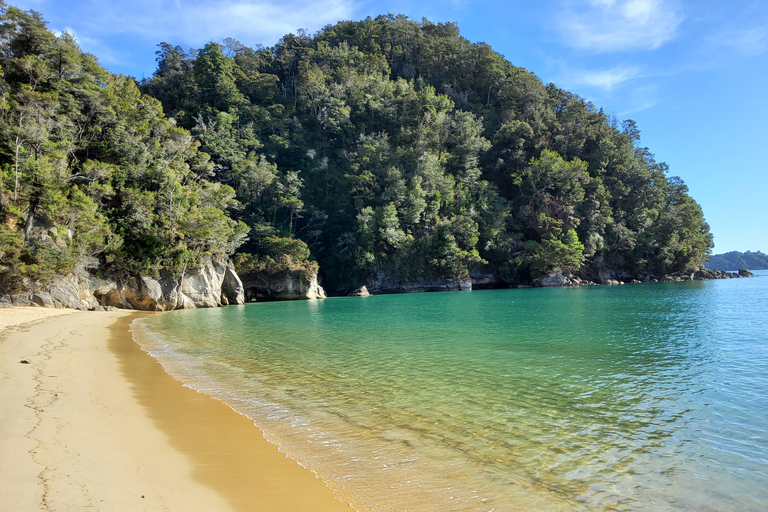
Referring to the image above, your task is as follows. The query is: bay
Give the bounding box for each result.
[132,271,768,511]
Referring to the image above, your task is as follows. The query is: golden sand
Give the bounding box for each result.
[0,307,357,511]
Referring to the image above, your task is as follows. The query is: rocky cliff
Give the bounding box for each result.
[0,257,245,311]
[240,270,327,301]
[364,272,472,294]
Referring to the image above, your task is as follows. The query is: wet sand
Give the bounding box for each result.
[0,308,357,511]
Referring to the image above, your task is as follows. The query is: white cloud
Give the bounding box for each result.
[575,66,640,90]
[558,0,683,52]
[550,62,640,92]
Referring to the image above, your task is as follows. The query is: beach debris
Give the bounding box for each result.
[20,359,30,364]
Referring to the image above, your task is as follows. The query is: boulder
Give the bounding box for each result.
[536,274,567,287]
[349,286,371,297]
[32,292,54,308]
[11,294,32,307]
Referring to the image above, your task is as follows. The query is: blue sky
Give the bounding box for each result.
[11,0,768,254]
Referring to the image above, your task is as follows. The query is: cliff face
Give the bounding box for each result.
[240,270,327,301]
[365,272,472,294]
[0,257,245,311]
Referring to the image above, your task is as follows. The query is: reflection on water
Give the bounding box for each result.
[133,272,768,511]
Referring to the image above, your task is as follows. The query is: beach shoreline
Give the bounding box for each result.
[0,307,356,512]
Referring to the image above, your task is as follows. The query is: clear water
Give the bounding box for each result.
[132,271,768,511]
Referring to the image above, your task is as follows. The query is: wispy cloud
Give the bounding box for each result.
[549,61,640,92]
[617,85,659,115]
[544,59,659,116]
[557,0,683,52]
[64,0,357,47]
[58,27,122,65]
[718,25,768,57]
[573,66,640,90]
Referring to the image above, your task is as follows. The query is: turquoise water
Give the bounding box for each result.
[133,271,768,511]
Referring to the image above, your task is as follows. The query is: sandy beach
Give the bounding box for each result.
[0,307,357,512]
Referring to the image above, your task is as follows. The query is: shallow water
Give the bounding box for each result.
[133,271,768,511]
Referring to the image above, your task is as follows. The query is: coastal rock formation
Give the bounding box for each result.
[348,286,371,297]
[535,274,567,287]
[240,270,327,301]
[1,257,244,311]
[528,268,754,288]
[367,273,472,293]
[470,272,504,289]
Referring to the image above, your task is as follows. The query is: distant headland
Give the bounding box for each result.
[706,251,768,271]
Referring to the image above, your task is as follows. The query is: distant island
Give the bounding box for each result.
[706,251,768,271]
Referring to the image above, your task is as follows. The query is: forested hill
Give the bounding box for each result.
[0,6,713,294]
[705,251,768,271]
[0,5,248,293]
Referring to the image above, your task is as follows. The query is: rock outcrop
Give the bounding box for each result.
[2,256,244,311]
[348,286,371,297]
[240,270,326,301]
[469,271,504,289]
[367,272,472,294]
[528,267,754,288]
[535,274,568,287]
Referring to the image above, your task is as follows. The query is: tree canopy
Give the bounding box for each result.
[0,3,247,289]
[0,7,713,292]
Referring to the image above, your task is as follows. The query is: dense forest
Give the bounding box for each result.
[0,4,713,294]
[706,251,768,271]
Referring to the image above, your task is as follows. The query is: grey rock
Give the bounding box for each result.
[241,270,327,301]
[32,292,54,308]
[470,272,501,289]
[349,286,371,297]
[2,255,250,312]
[367,272,472,294]
[536,274,567,287]
[11,294,32,307]
[222,265,245,304]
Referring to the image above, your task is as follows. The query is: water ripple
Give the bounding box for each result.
[133,272,768,511]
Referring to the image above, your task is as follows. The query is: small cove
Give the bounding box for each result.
[132,271,768,511]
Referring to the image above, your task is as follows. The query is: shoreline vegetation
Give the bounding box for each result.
[0,308,359,511]
[1,5,720,306]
